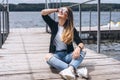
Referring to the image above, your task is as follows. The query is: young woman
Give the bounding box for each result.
[41,7,88,80]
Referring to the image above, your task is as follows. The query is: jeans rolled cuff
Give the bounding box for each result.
[46,56,54,64]
[80,51,86,58]
[68,64,77,71]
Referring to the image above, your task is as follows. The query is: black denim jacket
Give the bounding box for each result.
[42,15,83,53]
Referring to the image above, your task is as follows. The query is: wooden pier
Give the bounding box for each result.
[0,28,120,80]
[76,25,120,41]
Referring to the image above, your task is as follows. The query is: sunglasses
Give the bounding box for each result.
[58,8,68,15]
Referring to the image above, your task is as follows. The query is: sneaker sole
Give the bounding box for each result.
[65,75,75,80]
[60,74,75,80]
[77,73,88,79]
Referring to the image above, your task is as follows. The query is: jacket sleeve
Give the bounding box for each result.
[42,15,57,31]
[73,28,83,45]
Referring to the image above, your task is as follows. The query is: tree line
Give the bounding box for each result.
[0,2,120,11]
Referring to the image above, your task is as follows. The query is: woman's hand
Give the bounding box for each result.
[72,47,81,59]
[72,43,84,59]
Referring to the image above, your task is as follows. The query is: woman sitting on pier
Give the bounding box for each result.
[41,7,88,80]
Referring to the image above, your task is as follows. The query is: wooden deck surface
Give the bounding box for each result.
[0,28,120,80]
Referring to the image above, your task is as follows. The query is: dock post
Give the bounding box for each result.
[45,0,49,33]
[52,0,55,20]
[109,10,111,31]
[5,6,7,38]
[2,5,5,43]
[97,0,101,53]
[89,11,91,31]
[0,12,2,48]
[7,8,9,34]
[7,0,10,34]
[79,4,82,37]
[89,11,92,36]
[60,0,62,7]
[0,0,9,48]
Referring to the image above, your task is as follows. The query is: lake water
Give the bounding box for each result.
[9,11,120,28]
[9,11,120,61]
[85,42,120,61]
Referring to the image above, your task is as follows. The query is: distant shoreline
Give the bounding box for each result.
[0,3,120,11]
[8,11,120,12]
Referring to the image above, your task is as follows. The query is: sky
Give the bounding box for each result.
[0,0,120,4]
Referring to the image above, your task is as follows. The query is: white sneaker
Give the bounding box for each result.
[59,68,75,80]
[76,67,88,78]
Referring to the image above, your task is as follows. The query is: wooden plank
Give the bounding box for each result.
[90,74,120,80]
[0,74,32,80]
[33,72,86,80]
[0,28,120,80]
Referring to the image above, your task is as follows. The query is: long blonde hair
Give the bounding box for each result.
[61,7,74,44]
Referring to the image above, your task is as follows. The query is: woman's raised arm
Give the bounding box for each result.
[41,9,58,15]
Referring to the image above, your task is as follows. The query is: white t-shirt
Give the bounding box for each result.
[53,26,67,51]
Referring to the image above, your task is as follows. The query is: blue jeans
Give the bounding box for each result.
[47,51,86,71]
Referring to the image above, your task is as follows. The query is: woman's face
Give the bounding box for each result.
[58,7,68,20]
